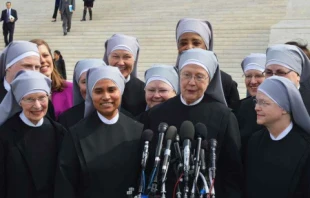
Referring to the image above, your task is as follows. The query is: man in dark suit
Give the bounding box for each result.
[59,0,75,36]
[0,2,17,46]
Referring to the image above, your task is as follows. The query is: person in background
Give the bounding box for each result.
[236,53,266,162]
[51,0,60,22]
[245,76,310,198]
[30,39,73,119]
[53,50,67,79]
[0,1,18,46]
[0,70,65,198]
[104,33,146,116]
[59,0,75,36]
[55,66,143,198]
[175,18,240,110]
[80,0,94,21]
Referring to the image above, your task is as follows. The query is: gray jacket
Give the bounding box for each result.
[59,0,75,13]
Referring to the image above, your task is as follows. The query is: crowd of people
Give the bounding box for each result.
[0,13,310,198]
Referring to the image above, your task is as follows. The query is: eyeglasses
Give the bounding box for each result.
[263,69,295,77]
[243,74,265,80]
[22,95,48,104]
[253,98,274,107]
[180,73,208,82]
[145,88,173,96]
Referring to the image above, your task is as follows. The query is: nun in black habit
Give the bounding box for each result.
[175,18,240,110]
[104,33,146,116]
[0,70,65,198]
[144,48,242,198]
[265,44,310,115]
[245,76,310,198]
[58,59,105,129]
[0,41,56,120]
[54,66,143,198]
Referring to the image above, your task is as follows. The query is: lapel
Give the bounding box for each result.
[12,116,63,191]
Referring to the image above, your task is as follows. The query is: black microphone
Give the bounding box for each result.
[194,123,208,172]
[209,139,217,179]
[141,129,154,169]
[161,126,177,175]
[174,134,182,162]
[180,120,195,197]
[200,140,208,173]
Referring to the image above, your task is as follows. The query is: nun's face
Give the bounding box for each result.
[108,50,134,79]
[255,91,288,127]
[20,92,48,125]
[244,70,265,96]
[92,79,121,120]
[145,80,176,108]
[265,64,300,87]
[180,64,209,104]
[38,44,54,78]
[78,72,87,100]
[178,33,207,54]
[6,56,41,83]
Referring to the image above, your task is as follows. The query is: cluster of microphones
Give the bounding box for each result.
[127,120,218,198]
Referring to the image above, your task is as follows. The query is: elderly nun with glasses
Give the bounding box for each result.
[236,53,266,161]
[245,76,310,198]
[55,66,143,198]
[175,18,240,110]
[265,44,310,114]
[104,33,146,116]
[144,48,242,198]
[0,70,65,198]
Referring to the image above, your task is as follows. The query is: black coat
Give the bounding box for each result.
[0,9,18,26]
[54,58,67,80]
[0,114,65,198]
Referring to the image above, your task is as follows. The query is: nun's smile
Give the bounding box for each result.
[108,49,134,79]
[92,79,121,120]
[145,80,176,108]
[244,70,265,96]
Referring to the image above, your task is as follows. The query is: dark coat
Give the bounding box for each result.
[220,70,240,110]
[54,58,66,80]
[0,114,65,198]
[0,9,18,26]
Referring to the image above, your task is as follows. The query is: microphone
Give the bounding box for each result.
[200,140,208,173]
[138,129,153,196]
[180,120,195,197]
[148,122,168,194]
[209,139,217,179]
[161,126,177,175]
[141,129,154,169]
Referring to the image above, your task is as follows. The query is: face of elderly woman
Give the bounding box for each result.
[92,79,121,119]
[244,70,265,96]
[265,64,300,87]
[38,44,54,79]
[145,80,176,108]
[180,64,209,104]
[20,92,48,124]
[178,32,207,54]
[78,72,87,100]
[108,49,134,79]
[255,91,288,127]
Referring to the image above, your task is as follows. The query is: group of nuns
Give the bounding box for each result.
[0,17,309,198]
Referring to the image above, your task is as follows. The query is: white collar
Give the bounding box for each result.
[180,94,204,106]
[3,78,10,91]
[269,122,293,141]
[19,111,44,127]
[125,75,131,83]
[97,111,119,125]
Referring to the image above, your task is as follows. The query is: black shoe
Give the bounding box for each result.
[64,32,67,36]
[51,19,56,22]
[67,29,70,32]
[81,19,86,21]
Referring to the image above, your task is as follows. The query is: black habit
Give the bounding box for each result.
[0,113,65,198]
[300,81,310,115]
[245,126,310,198]
[58,102,134,130]
[220,70,240,110]
[143,94,243,198]
[122,75,146,116]
[55,111,144,198]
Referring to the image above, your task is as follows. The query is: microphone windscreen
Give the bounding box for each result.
[158,122,169,133]
[142,129,154,142]
[201,140,208,150]
[165,126,177,141]
[180,120,195,141]
[195,122,208,139]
